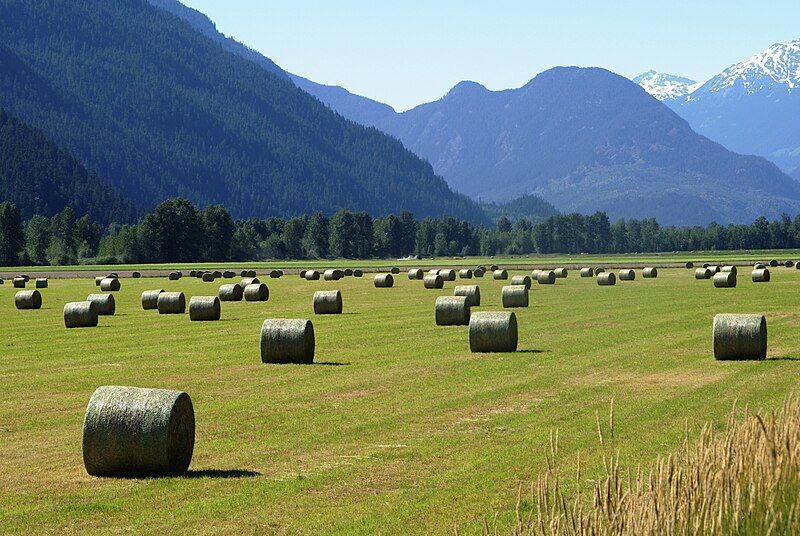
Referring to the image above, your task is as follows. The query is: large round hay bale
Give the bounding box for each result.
[168,272,181,281]
[313,290,343,315]
[785,260,795,268]
[100,278,121,292]
[223,271,235,279]
[353,269,363,277]
[269,270,282,279]
[246,270,258,278]
[510,275,532,289]
[82,386,195,477]
[580,267,594,278]
[493,269,508,280]
[695,268,712,279]
[502,285,529,308]
[408,268,424,280]
[305,270,320,281]
[200,272,212,281]
[344,268,353,277]
[713,314,767,360]
[459,269,473,279]
[132,271,141,279]
[537,271,556,285]
[141,289,165,310]
[260,319,315,364]
[13,277,26,288]
[244,283,269,301]
[531,269,541,278]
[618,269,635,281]
[752,268,770,282]
[374,274,394,288]
[94,276,104,286]
[474,268,485,278]
[475,265,486,272]
[597,272,616,286]
[86,294,115,316]
[218,283,243,302]
[15,290,42,309]
[685,262,694,269]
[323,269,341,281]
[189,296,221,321]
[553,268,568,279]
[428,269,440,275]
[435,296,470,326]
[721,266,737,275]
[469,312,517,353]
[769,260,779,267]
[240,277,260,287]
[390,267,400,274]
[423,274,444,289]
[713,271,736,288]
[35,278,48,288]
[440,269,456,281]
[454,285,480,307]
[642,267,658,278]
[64,301,99,328]
[212,270,222,278]
[157,292,186,314]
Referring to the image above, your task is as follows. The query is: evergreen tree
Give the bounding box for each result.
[0,202,24,265]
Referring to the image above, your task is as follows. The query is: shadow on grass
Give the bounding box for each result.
[184,469,260,479]
[314,361,351,366]
[766,356,800,361]
[517,349,547,354]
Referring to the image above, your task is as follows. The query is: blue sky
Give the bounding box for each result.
[181,0,800,111]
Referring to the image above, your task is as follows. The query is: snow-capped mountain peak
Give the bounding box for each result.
[701,38,800,95]
[632,70,699,101]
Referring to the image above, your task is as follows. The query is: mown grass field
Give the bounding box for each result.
[1,259,799,534]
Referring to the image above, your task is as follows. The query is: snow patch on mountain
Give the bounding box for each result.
[700,39,800,95]
[632,70,699,101]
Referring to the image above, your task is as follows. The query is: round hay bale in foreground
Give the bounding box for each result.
[189,296,221,321]
[218,283,243,302]
[408,268,424,280]
[580,267,594,278]
[374,274,394,288]
[260,319,315,364]
[168,272,181,281]
[86,294,115,316]
[537,271,556,285]
[323,269,341,281]
[713,314,766,361]
[94,276,104,286]
[35,278,48,288]
[618,269,636,281]
[597,272,616,286]
[305,270,320,281]
[141,289,165,310]
[240,277,260,287]
[752,268,770,282]
[82,386,195,477]
[474,268,485,278]
[13,277,26,288]
[313,290,343,315]
[769,260,778,267]
[353,269,363,277]
[454,285,480,307]
[157,292,186,314]
[439,269,456,281]
[642,267,658,278]
[685,262,694,269]
[502,285,529,308]
[721,266,737,275]
[510,275,532,289]
[423,274,444,289]
[695,268,712,279]
[553,268,568,279]
[435,296,470,326]
[390,267,400,274]
[64,301,99,328]
[100,278,121,292]
[492,269,508,280]
[132,271,141,279]
[244,283,269,301]
[15,290,42,309]
[459,269,473,279]
[469,312,518,353]
[713,271,736,288]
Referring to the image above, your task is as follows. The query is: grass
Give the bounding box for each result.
[0,261,799,534]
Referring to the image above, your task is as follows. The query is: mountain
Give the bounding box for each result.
[793,167,800,181]
[676,39,800,173]
[633,71,699,103]
[0,0,483,222]
[481,195,558,225]
[0,108,135,223]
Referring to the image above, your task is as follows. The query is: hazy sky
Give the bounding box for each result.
[180,0,800,111]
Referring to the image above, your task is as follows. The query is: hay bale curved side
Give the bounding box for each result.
[537,271,556,285]
[580,267,594,278]
[454,285,480,306]
[695,268,712,280]
[305,270,320,281]
[721,266,737,275]
[240,277,260,287]
[244,283,269,301]
[15,290,42,309]
[100,278,121,292]
[260,319,315,364]
[408,268,423,280]
[502,285,529,308]
[13,277,26,288]
[752,268,771,282]
[492,269,508,280]
[374,274,394,288]
[313,290,343,314]
[64,301,99,328]
[86,294,115,316]
[713,314,767,360]
[642,267,658,278]
[469,312,518,352]
[618,269,636,281]
[157,292,186,314]
[35,278,48,288]
[423,274,444,289]
[218,284,243,302]
[553,268,568,279]
[440,269,456,281]
[597,273,616,286]
[435,296,470,326]
[141,289,165,310]
[189,296,221,321]
[713,272,737,288]
[459,269,473,279]
[510,275,531,289]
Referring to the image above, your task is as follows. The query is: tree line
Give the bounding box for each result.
[2,198,800,266]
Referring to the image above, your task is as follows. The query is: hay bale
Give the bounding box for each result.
[168,272,181,281]
[353,269,363,277]
[459,269,473,279]
[141,289,165,310]
[64,301,99,328]
[107,273,119,278]
[531,269,541,278]
[474,268,485,278]
[642,267,658,278]
[94,276,104,286]
[218,283,243,302]
[440,269,456,281]
[270,270,283,279]
[344,268,353,277]
[387,267,398,274]
[244,283,269,301]
[713,314,767,360]
[223,271,235,279]
[713,271,736,288]
[490,264,499,271]
[82,386,195,477]
[510,275,532,289]
[702,263,710,268]
[15,290,42,309]
[212,270,222,278]
[19,274,30,282]
[35,278,48,288]
[323,269,341,281]
[769,260,778,267]
[435,296,471,326]
[157,292,186,314]
[553,268,568,279]
[86,294,115,316]
[754,263,766,270]
[492,269,508,280]
[408,268,424,280]
[260,319,315,364]
[685,262,694,269]
[721,266,737,275]
[374,274,394,288]
[502,285,529,308]
[580,267,594,278]
[428,269,440,275]
[537,271,556,285]
[597,272,616,286]
[469,312,517,353]
[454,285,480,307]
[752,268,770,282]
[695,268,712,279]
[132,271,141,279]
[100,278,121,292]
[240,277,260,286]
[13,277,25,288]
[595,267,605,274]
[313,290,343,314]
[305,270,320,281]
[299,270,307,279]
[785,260,795,268]
[189,296,221,321]
[0,278,3,284]
[618,269,636,281]
[423,274,444,289]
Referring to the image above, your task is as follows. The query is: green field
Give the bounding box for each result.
[1,261,798,534]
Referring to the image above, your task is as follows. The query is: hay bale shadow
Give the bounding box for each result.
[183,469,260,479]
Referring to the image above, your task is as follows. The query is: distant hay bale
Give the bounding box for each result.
[239,270,247,277]
[785,260,794,268]
[201,272,214,282]
[157,292,186,314]
[86,294,115,316]
[493,269,508,280]
[454,285,480,307]
[580,267,594,277]
[618,269,636,281]
[595,267,605,274]
[305,270,320,281]
[713,271,737,288]
[752,268,770,282]
[390,267,400,274]
[244,283,269,301]
[769,260,779,267]
[82,386,195,477]
[323,269,341,281]
[240,277,260,286]
[15,290,42,309]
[94,276,104,286]
[510,275,532,289]
[642,267,658,278]
[141,289,165,310]
[269,270,282,278]
[212,271,222,278]
[260,319,315,364]
[695,268,712,279]
[408,268,424,280]
[597,272,616,286]
[474,268,485,278]
[435,296,471,326]
[721,266,737,275]
[754,263,766,270]
[702,263,710,268]
[168,272,181,281]
[475,265,486,272]
[502,285,529,308]
[218,283,243,302]
[189,296,221,321]
[19,274,30,282]
[313,290,343,314]
[299,270,307,279]
[537,271,556,285]
[459,269,473,279]
[423,274,444,289]
[374,274,394,288]
[428,269,440,275]
[100,278,121,292]
[685,262,694,269]
[35,278,48,288]
[440,269,456,281]
[531,269,541,279]
[13,277,25,288]
[132,271,141,278]
[353,269,363,277]
[223,271,235,279]
[553,268,568,279]
[344,268,354,277]
[713,314,767,360]
[246,270,258,278]
[64,301,99,328]
[107,273,119,279]
[469,311,518,353]
[490,264,499,271]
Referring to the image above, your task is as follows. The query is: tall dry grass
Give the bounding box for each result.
[495,396,800,536]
